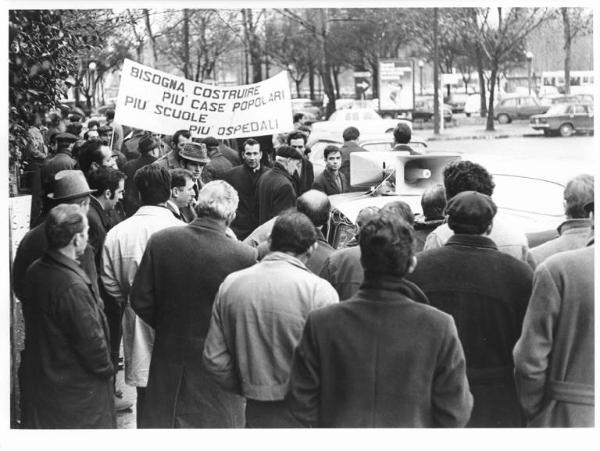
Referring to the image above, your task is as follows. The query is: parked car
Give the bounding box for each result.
[444,93,469,113]
[463,93,488,117]
[309,108,411,144]
[291,98,322,122]
[413,98,453,122]
[325,170,565,249]
[530,102,594,137]
[540,94,594,107]
[494,95,549,123]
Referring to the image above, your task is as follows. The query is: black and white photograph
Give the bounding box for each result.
[4,2,597,450]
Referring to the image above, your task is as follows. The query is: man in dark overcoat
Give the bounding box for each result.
[21,204,115,428]
[222,138,268,240]
[286,211,473,427]
[130,180,256,428]
[312,145,347,196]
[201,136,234,183]
[256,145,301,225]
[407,191,533,427]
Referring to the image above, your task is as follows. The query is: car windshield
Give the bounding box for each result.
[546,104,570,115]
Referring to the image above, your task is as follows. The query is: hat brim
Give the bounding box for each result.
[180,156,210,164]
[47,189,96,201]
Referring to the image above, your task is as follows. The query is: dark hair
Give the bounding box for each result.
[105,109,115,120]
[293,112,305,123]
[172,129,191,148]
[270,211,317,255]
[66,122,82,137]
[287,131,307,145]
[134,165,171,206]
[360,212,414,277]
[564,174,594,219]
[87,120,100,130]
[170,168,194,189]
[45,204,87,249]
[342,126,360,142]
[88,167,126,199]
[296,190,331,228]
[243,138,260,149]
[83,130,99,141]
[98,125,112,136]
[421,184,447,220]
[393,122,412,144]
[323,145,341,160]
[381,200,415,225]
[138,134,160,154]
[78,140,108,173]
[71,140,86,162]
[443,160,495,200]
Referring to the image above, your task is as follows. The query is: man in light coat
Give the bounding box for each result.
[203,211,339,427]
[527,173,593,268]
[101,165,183,427]
[513,201,594,427]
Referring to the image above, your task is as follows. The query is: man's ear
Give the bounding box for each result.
[103,189,112,201]
[304,242,318,259]
[90,161,100,171]
[406,255,417,274]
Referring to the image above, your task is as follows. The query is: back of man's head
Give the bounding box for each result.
[356,206,380,231]
[393,123,412,144]
[293,113,305,124]
[270,211,317,255]
[134,165,171,206]
[195,180,238,222]
[446,191,497,235]
[45,204,87,250]
[105,109,116,121]
[564,174,594,219]
[381,200,415,225]
[360,212,414,277]
[138,134,159,155]
[170,168,193,189]
[87,167,125,199]
[342,126,360,142]
[421,184,447,221]
[78,140,106,174]
[296,189,331,228]
[443,160,495,200]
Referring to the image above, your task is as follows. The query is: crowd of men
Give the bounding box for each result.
[12,107,594,429]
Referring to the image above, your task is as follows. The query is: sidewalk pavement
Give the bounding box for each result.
[413,116,540,141]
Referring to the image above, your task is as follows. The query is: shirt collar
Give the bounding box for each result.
[446,234,498,250]
[134,205,176,217]
[166,199,181,216]
[262,251,309,271]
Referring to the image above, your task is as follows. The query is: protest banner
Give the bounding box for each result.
[114,59,294,139]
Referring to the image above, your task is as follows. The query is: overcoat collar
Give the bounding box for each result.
[262,251,310,272]
[44,249,93,286]
[89,195,111,229]
[557,218,591,235]
[446,234,498,250]
[189,216,228,234]
[360,272,429,305]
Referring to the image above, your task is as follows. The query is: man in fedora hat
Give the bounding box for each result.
[178,141,210,201]
[256,144,302,225]
[12,169,103,425]
[407,191,533,427]
[19,204,116,429]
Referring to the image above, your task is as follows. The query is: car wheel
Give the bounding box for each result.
[559,123,574,137]
[497,114,510,124]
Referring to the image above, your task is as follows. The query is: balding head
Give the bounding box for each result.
[296,189,331,228]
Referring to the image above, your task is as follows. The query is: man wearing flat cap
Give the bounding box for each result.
[256,144,302,225]
[200,136,233,184]
[407,191,533,427]
[12,170,102,426]
[122,134,161,216]
[514,200,594,427]
[177,141,210,202]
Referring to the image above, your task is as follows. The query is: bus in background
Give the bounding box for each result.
[540,70,594,96]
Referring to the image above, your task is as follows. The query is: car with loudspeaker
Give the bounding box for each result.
[324,152,565,250]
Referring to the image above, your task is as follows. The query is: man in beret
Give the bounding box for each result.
[407,191,533,427]
[200,136,233,184]
[514,200,594,427]
[256,144,302,225]
[122,134,161,216]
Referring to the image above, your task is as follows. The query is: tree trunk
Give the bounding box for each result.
[308,62,315,100]
[333,68,340,99]
[562,8,571,95]
[295,80,302,97]
[486,65,498,131]
[143,9,158,66]
[370,60,379,100]
[319,10,336,119]
[183,9,190,78]
[242,9,262,83]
